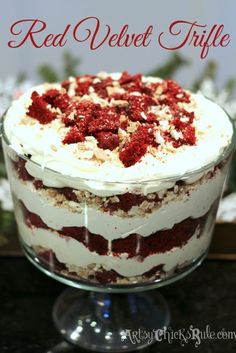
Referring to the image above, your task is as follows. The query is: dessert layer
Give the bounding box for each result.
[36,247,166,284]
[20,200,208,258]
[10,166,224,239]
[4,73,233,196]
[16,206,214,277]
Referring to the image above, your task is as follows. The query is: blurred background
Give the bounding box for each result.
[0,0,235,87]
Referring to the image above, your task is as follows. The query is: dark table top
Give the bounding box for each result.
[1,258,236,353]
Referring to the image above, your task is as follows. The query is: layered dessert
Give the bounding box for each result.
[2,72,234,285]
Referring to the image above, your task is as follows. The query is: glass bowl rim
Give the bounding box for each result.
[1,99,236,186]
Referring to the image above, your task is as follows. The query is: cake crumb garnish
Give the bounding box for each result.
[25,72,197,167]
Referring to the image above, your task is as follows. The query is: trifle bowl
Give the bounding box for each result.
[1,72,235,351]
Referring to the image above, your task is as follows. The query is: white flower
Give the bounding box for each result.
[0,77,33,116]
[0,178,13,211]
[217,193,236,223]
[199,79,236,120]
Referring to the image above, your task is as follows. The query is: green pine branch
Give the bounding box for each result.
[37,65,59,83]
[63,51,81,78]
[147,53,190,79]
[224,78,236,99]
[37,51,81,82]
[192,61,217,92]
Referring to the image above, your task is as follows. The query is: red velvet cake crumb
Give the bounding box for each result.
[112,234,138,258]
[119,141,147,167]
[162,80,190,104]
[119,125,154,167]
[14,158,33,181]
[95,269,120,284]
[96,132,119,150]
[59,226,86,246]
[62,126,85,144]
[75,79,91,96]
[88,234,108,255]
[128,95,156,122]
[139,218,199,258]
[27,91,57,124]
[105,192,146,213]
[91,76,113,98]
[22,204,48,229]
[119,71,142,86]
[26,72,197,166]
[88,109,120,134]
[53,94,70,112]
[59,226,108,255]
[20,199,210,260]
[119,72,144,93]
[182,125,196,145]
[42,89,60,105]
[59,187,78,202]
[33,180,44,189]
[38,250,66,271]
[61,80,70,91]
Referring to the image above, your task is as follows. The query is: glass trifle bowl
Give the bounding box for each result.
[1,72,235,351]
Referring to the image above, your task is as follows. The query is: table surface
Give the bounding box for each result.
[1,258,236,353]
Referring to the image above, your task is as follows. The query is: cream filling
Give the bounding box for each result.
[16,209,214,277]
[10,169,224,240]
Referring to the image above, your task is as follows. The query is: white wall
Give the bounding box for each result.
[0,0,235,87]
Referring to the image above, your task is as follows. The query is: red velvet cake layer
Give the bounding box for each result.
[21,202,209,259]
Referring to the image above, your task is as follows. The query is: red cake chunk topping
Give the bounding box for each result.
[25,72,197,167]
[27,91,57,124]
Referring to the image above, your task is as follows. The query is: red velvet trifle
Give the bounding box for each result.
[2,72,234,286]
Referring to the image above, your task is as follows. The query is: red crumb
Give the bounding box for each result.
[26,72,196,167]
[61,80,70,91]
[91,76,113,98]
[14,158,33,181]
[182,125,196,145]
[22,204,48,229]
[62,126,85,144]
[118,71,145,93]
[96,132,119,150]
[42,89,70,113]
[75,78,91,96]
[88,234,108,255]
[27,91,57,124]
[88,109,120,134]
[33,180,44,189]
[42,89,60,105]
[163,80,190,104]
[119,125,154,167]
[128,95,156,122]
[59,187,78,202]
[112,234,138,258]
[104,192,146,213]
[119,141,148,167]
[59,226,86,246]
[95,270,119,284]
[38,249,66,271]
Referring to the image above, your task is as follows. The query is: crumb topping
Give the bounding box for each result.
[26,72,197,167]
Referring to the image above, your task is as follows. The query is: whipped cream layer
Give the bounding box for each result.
[16,207,214,277]
[3,73,233,196]
[10,168,224,240]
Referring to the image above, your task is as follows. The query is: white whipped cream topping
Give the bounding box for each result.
[3,76,233,196]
